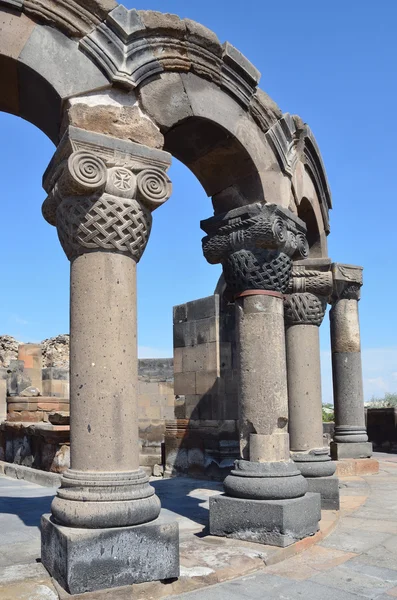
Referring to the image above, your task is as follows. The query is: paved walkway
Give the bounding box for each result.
[174,458,397,600]
[0,455,396,598]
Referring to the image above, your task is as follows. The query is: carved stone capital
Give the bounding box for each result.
[287,259,333,296]
[284,292,327,327]
[201,203,308,294]
[42,127,172,262]
[331,263,363,302]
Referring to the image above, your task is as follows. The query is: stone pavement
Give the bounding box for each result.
[173,458,397,600]
[0,456,396,599]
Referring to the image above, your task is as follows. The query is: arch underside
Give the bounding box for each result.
[0,1,332,257]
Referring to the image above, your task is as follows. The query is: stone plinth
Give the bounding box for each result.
[41,515,179,595]
[209,492,321,547]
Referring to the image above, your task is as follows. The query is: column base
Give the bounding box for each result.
[306,476,340,510]
[209,492,321,548]
[41,514,179,595]
[331,441,373,460]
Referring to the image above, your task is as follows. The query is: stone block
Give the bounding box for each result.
[331,441,373,460]
[42,379,70,398]
[335,458,379,477]
[174,372,196,396]
[184,395,200,419]
[173,348,183,374]
[173,303,187,324]
[186,295,219,321]
[210,492,321,547]
[173,321,196,348]
[42,367,69,381]
[182,342,219,373]
[305,476,340,510]
[41,514,179,595]
[138,72,193,131]
[195,371,218,395]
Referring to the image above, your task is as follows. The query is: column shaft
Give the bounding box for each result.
[287,324,323,452]
[237,293,289,462]
[330,299,366,433]
[330,263,372,460]
[70,252,139,472]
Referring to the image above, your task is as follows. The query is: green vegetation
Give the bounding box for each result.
[322,403,334,422]
[365,392,397,408]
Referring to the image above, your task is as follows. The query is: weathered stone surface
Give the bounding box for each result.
[18,25,108,141]
[0,335,19,368]
[138,73,193,132]
[331,442,373,460]
[41,515,179,594]
[66,93,164,149]
[22,0,118,38]
[209,492,321,547]
[20,386,40,397]
[42,335,69,368]
[7,360,31,397]
[48,411,70,425]
[305,476,340,510]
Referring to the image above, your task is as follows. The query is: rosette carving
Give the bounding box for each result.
[284,292,327,326]
[137,168,172,210]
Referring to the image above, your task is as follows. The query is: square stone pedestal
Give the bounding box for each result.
[41,515,179,595]
[209,492,321,548]
[306,476,340,510]
[331,441,373,460]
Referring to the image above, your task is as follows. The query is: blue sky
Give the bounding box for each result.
[1,0,396,402]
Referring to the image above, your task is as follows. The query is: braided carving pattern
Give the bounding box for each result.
[223,249,292,294]
[284,292,327,326]
[57,193,152,261]
[288,269,333,296]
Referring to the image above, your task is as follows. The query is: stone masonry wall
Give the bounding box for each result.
[167,295,239,479]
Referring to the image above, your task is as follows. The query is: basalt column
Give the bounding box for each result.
[39,127,179,595]
[284,260,339,510]
[201,203,321,548]
[330,263,372,460]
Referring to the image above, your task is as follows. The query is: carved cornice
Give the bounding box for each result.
[302,125,332,234]
[331,263,363,302]
[42,126,172,261]
[265,114,332,234]
[266,114,299,177]
[79,7,260,107]
[201,203,308,294]
[0,0,117,37]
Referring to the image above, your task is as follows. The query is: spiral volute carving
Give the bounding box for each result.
[67,151,107,193]
[137,167,172,210]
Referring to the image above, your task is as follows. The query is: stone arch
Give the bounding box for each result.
[0,2,331,231]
